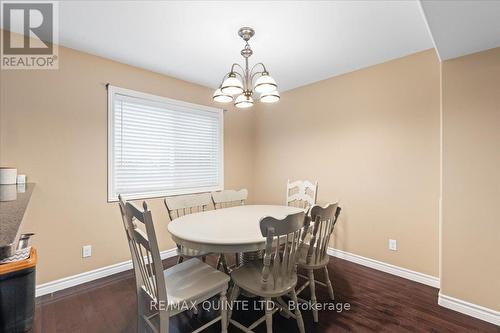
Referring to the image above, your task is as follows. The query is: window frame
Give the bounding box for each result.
[107,85,224,202]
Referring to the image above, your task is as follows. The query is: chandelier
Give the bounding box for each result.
[213,27,279,108]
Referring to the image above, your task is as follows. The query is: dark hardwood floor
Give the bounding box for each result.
[30,256,499,333]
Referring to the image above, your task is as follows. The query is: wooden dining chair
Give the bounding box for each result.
[118,195,230,333]
[228,212,307,333]
[211,189,248,271]
[296,203,341,323]
[211,189,248,209]
[286,179,318,209]
[164,193,213,264]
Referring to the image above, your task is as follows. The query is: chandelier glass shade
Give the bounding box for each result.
[234,93,254,108]
[260,90,280,103]
[254,74,277,93]
[212,88,233,103]
[220,73,244,95]
[214,27,280,108]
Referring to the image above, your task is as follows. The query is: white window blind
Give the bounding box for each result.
[108,86,223,201]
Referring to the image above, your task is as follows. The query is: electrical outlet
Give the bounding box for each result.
[82,245,92,258]
[388,239,397,251]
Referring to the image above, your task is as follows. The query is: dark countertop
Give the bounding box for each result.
[0,183,35,259]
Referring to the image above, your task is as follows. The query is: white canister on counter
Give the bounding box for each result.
[17,174,26,184]
[0,167,17,185]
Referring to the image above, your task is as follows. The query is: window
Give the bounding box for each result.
[108,86,223,201]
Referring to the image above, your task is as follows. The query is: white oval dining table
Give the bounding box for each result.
[167,205,304,254]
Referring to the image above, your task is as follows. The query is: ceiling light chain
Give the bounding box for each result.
[213,27,280,108]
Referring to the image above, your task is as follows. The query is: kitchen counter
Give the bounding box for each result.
[0,183,35,260]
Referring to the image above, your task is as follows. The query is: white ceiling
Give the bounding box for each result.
[2,1,499,91]
[420,0,500,60]
[11,0,434,91]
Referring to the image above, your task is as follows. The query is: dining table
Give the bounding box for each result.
[167,204,304,256]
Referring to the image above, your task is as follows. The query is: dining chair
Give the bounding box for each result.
[296,203,341,323]
[211,189,248,271]
[118,195,230,333]
[228,212,307,333]
[164,193,213,264]
[286,179,318,209]
[211,188,248,209]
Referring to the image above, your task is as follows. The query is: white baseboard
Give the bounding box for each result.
[438,292,500,326]
[37,246,439,298]
[327,247,440,288]
[36,248,178,297]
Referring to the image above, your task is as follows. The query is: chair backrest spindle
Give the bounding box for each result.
[118,196,167,306]
[259,212,306,290]
[164,192,213,220]
[305,203,340,265]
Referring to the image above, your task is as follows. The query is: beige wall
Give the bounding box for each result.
[253,50,441,277]
[441,47,500,311]
[0,44,255,284]
[5,38,497,314]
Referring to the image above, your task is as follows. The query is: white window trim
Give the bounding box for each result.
[107,85,224,202]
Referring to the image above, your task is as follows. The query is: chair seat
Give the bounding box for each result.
[231,261,297,297]
[297,245,329,269]
[162,258,229,308]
